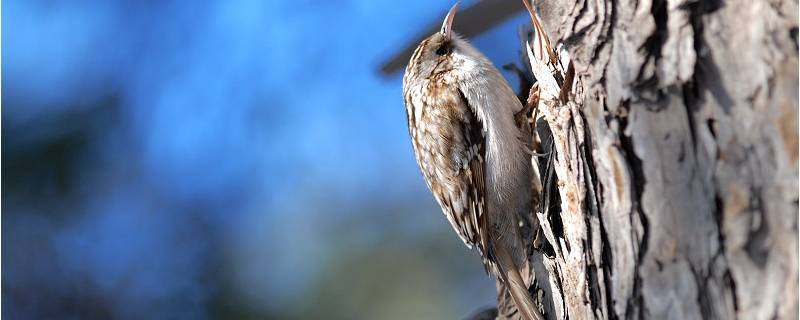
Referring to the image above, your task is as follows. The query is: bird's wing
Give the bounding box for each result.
[438,89,493,272]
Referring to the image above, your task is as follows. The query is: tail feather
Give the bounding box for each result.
[495,245,544,320]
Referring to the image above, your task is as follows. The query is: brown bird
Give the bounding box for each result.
[402,3,543,320]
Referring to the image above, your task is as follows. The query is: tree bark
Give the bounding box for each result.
[503,0,798,319]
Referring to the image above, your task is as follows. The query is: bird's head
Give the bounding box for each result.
[404,3,487,84]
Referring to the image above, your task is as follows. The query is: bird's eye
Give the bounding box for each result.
[435,44,450,56]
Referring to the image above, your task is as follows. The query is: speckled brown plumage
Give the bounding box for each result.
[401,4,543,320]
[405,63,491,269]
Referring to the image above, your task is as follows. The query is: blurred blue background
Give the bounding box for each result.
[3,1,529,318]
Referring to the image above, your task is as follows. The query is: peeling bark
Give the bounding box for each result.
[494,0,798,319]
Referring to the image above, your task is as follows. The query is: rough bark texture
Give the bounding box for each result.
[503,0,798,319]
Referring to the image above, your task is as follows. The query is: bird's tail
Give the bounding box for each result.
[495,245,544,320]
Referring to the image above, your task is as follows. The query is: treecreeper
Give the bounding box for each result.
[401,3,545,320]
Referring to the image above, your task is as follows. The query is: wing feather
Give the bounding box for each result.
[450,89,492,271]
[405,81,493,272]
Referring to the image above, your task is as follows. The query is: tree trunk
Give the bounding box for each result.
[502,0,798,319]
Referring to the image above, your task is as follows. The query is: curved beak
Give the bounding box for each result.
[439,3,459,39]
